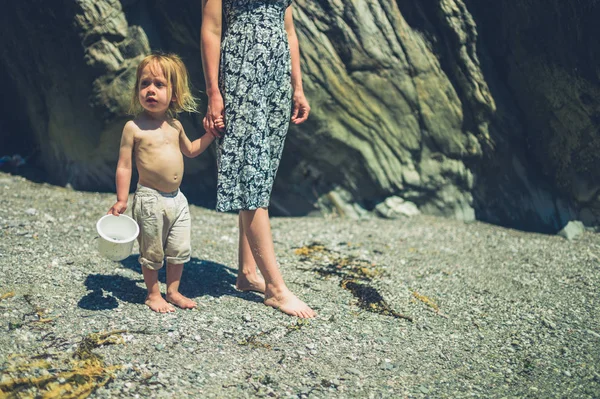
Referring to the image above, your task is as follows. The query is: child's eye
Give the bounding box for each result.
[140,80,150,87]
[155,82,165,87]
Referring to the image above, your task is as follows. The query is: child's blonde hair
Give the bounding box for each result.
[129,52,198,117]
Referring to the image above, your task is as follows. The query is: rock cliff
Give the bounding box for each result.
[1,0,598,232]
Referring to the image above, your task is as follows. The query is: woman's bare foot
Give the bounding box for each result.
[166,292,197,309]
[264,290,316,318]
[145,294,175,313]
[236,272,266,294]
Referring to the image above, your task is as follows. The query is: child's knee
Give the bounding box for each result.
[140,257,164,270]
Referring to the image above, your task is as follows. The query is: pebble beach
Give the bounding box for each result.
[0,172,599,398]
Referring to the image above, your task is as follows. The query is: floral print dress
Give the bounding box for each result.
[216,0,293,212]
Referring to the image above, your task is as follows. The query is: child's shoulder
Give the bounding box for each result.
[124,119,141,133]
[167,118,183,131]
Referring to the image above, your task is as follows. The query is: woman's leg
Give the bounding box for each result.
[236,214,266,293]
[240,208,316,318]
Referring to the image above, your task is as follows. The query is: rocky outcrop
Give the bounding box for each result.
[0,1,148,189]
[277,0,486,221]
[466,0,600,230]
[0,0,598,232]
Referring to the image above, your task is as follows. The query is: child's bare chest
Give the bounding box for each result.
[136,128,179,152]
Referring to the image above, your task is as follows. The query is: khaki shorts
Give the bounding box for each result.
[132,184,191,270]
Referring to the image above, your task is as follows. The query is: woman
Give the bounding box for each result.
[201,0,315,318]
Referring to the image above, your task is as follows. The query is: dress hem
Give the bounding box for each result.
[216,204,270,213]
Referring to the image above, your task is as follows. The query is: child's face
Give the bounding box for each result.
[138,63,173,115]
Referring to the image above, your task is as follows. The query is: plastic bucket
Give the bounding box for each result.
[96,214,139,261]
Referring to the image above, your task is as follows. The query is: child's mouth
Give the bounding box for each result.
[146,98,157,103]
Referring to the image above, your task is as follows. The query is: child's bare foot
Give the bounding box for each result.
[264,290,316,318]
[166,292,197,309]
[236,273,266,294]
[145,295,175,313]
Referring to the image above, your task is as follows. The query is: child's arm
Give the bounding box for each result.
[107,121,135,215]
[177,119,216,158]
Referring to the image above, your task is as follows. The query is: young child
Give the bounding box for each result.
[107,53,223,313]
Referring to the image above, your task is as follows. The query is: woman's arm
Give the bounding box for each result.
[284,6,310,124]
[201,0,225,135]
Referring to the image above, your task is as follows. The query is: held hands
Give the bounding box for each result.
[203,93,226,138]
[107,200,127,216]
[291,91,310,124]
[214,116,225,131]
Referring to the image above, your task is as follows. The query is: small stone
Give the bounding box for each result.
[25,208,37,215]
[242,315,252,323]
[564,370,572,377]
[43,213,56,223]
[557,221,585,240]
[321,379,334,388]
[155,344,165,350]
[381,362,394,370]
[375,196,420,219]
[306,343,315,350]
[542,319,557,330]
[419,386,429,394]
[586,330,600,339]
[346,368,361,376]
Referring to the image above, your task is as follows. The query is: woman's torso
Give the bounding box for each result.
[222,0,292,36]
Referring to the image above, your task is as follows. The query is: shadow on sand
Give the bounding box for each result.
[78,255,262,310]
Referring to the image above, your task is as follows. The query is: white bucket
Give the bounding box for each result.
[96,214,139,261]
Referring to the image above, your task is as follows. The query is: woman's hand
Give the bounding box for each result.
[291,91,310,124]
[203,92,225,137]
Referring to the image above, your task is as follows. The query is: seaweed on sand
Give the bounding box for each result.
[294,242,412,321]
[0,330,125,399]
[342,280,413,322]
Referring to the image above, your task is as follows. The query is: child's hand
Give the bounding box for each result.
[214,116,225,134]
[107,201,127,216]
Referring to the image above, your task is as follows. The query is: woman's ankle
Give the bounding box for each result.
[238,266,258,277]
[264,283,289,298]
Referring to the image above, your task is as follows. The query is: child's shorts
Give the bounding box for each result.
[132,184,191,270]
